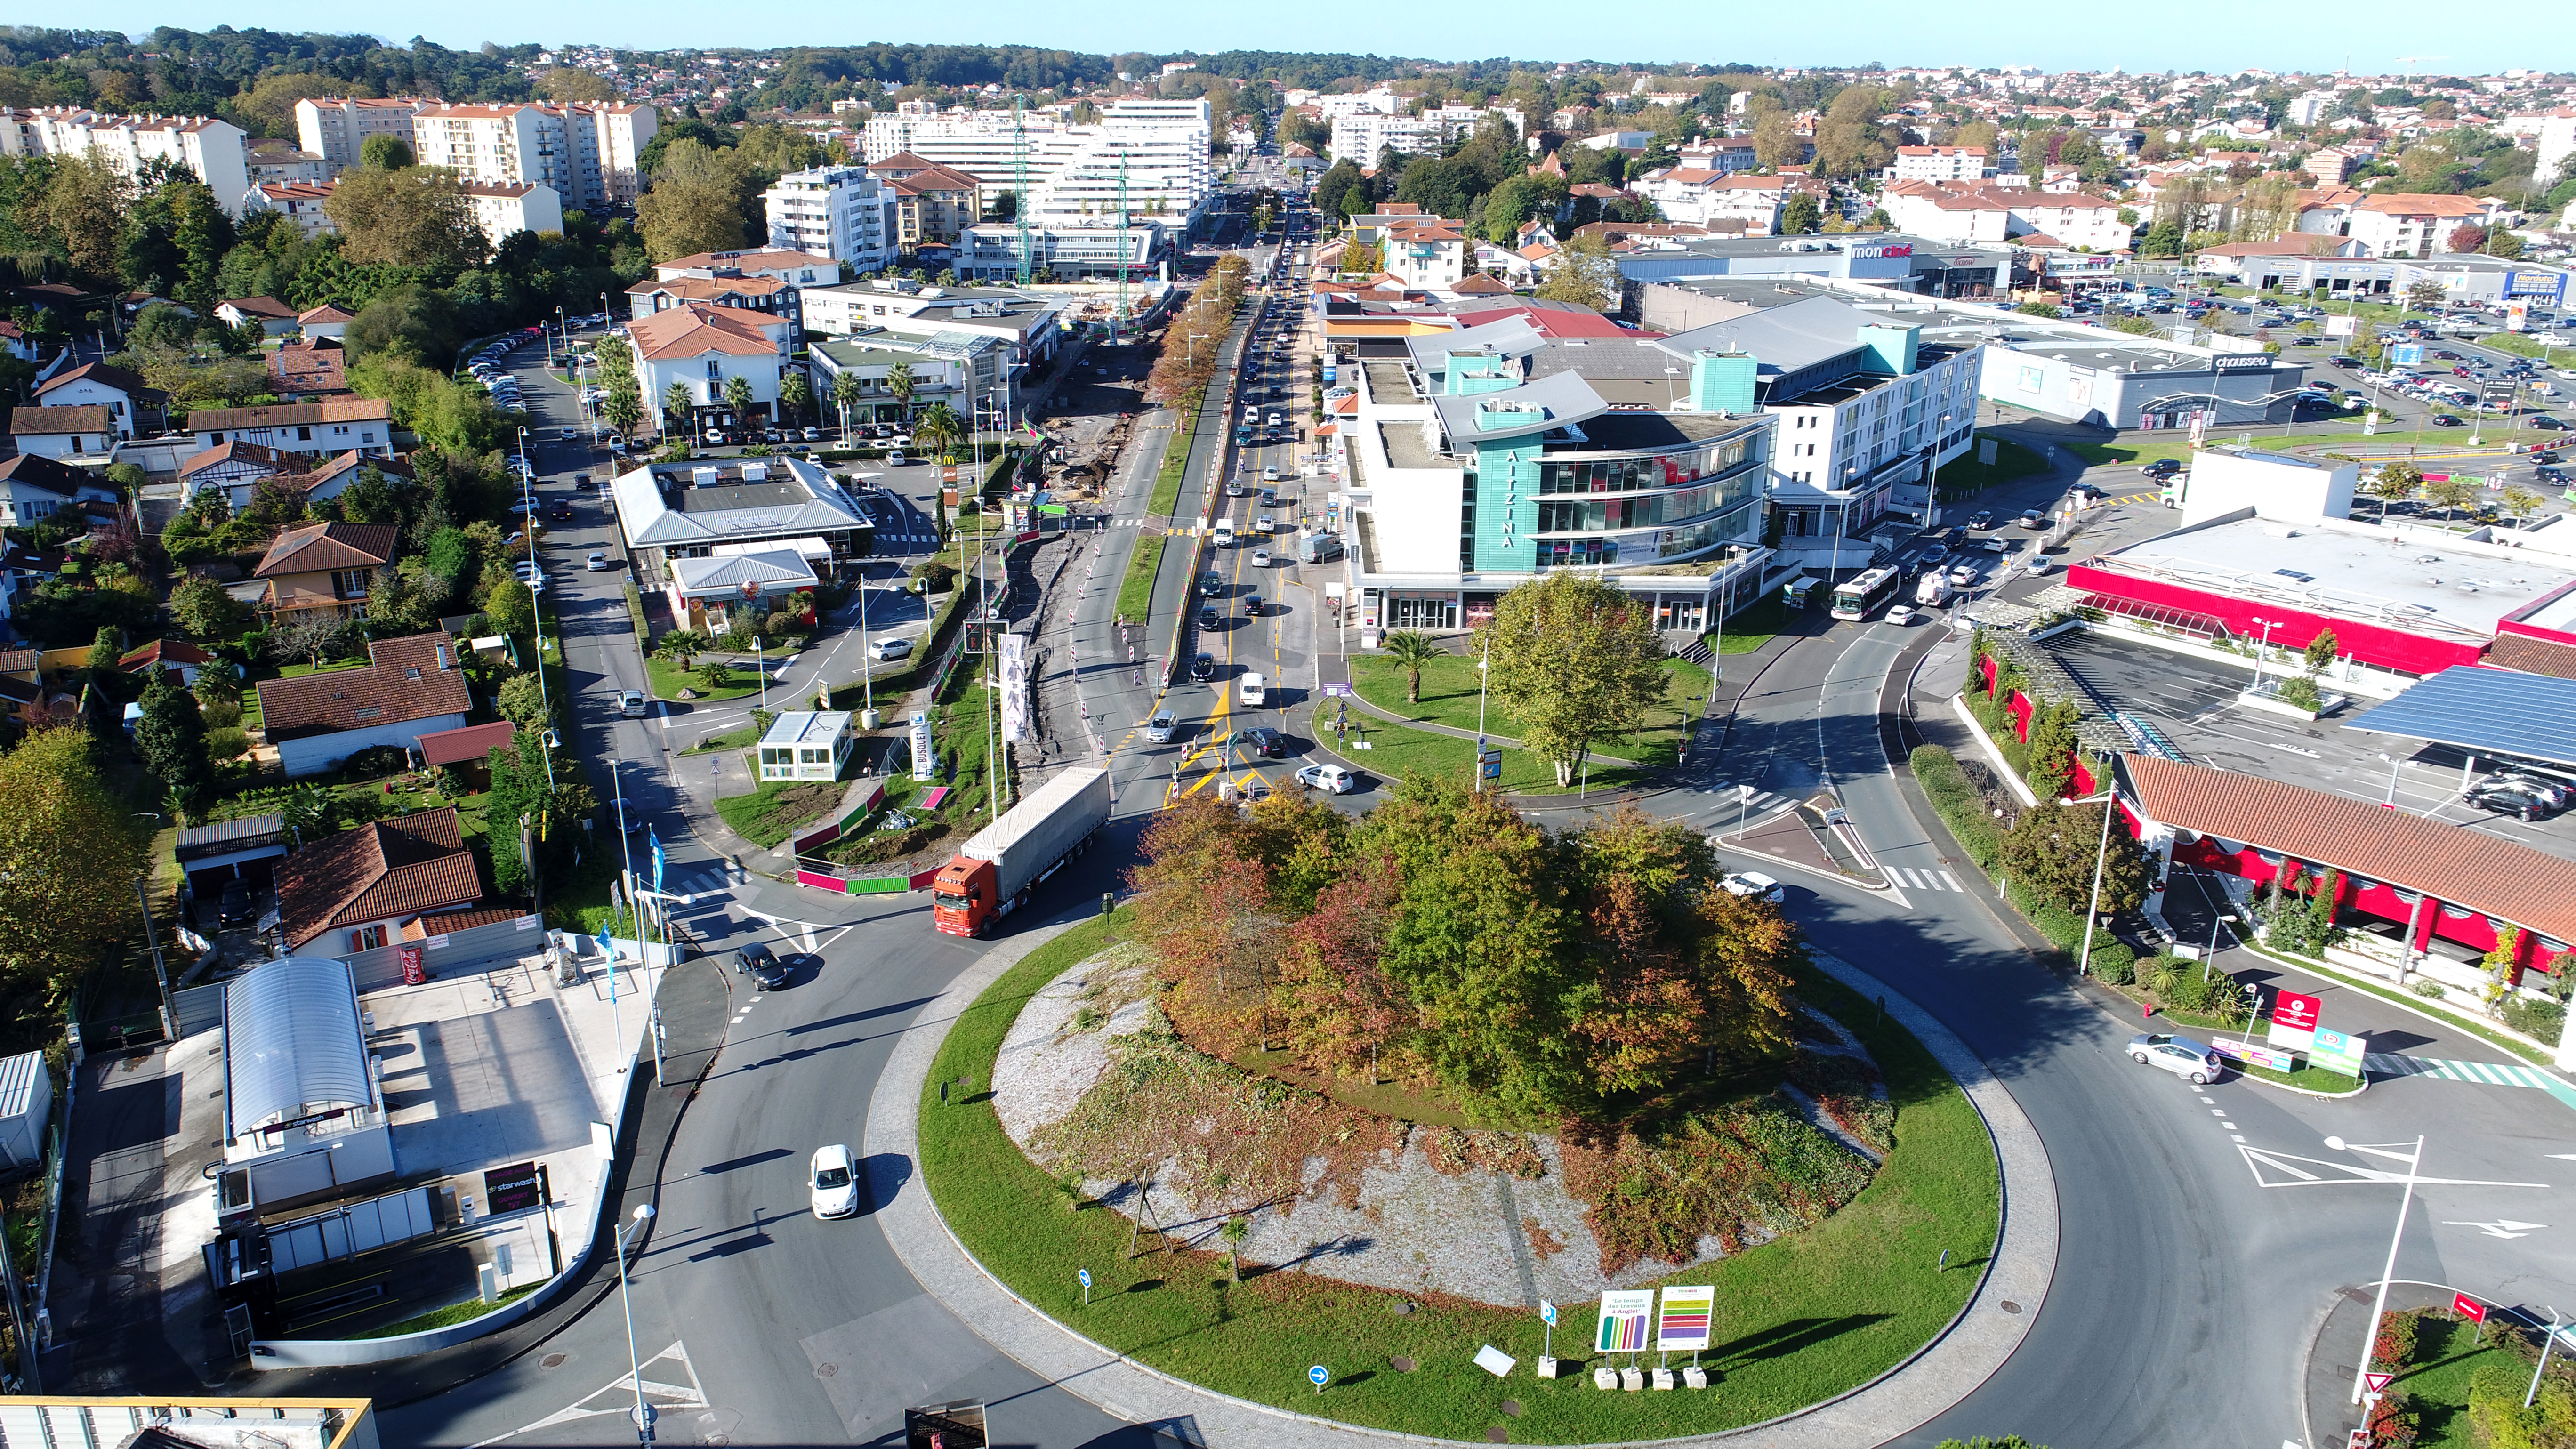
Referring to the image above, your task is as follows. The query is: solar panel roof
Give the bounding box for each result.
[2340,665,2576,769]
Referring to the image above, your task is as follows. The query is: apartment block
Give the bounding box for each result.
[462,182,565,242]
[761,166,899,271]
[0,107,252,217]
[296,97,657,206]
[857,99,1212,230]
[868,153,982,250]
[1329,105,1523,163]
[1891,145,1991,181]
[247,182,339,239]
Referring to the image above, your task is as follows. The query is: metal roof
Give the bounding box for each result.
[175,813,290,862]
[221,956,372,1141]
[0,1049,46,1119]
[2341,665,2576,769]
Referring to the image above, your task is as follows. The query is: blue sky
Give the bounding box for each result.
[89,1,2528,78]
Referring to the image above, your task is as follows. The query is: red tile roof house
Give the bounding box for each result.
[274,806,486,952]
[254,632,472,778]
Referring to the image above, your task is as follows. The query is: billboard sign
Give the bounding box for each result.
[910,711,934,781]
[2391,342,2425,368]
[2325,314,2358,338]
[2268,990,2322,1053]
[1596,1290,1655,1353]
[2211,352,2271,372]
[1657,1286,1716,1351]
[2311,1027,2367,1078]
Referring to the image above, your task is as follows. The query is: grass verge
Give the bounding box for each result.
[1931,437,2048,499]
[646,655,763,703]
[714,778,847,848]
[2395,1315,2522,1449]
[1147,388,1204,516]
[1716,596,1789,656]
[919,921,1999,1443]
[1328,710,1647,796]
[1345,654,1708,769]
[353,1284,539,1339]
[1116,534,1166,625]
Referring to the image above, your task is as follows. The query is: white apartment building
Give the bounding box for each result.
[297,97,657,206]
[2541,112,2576,197]
[1329,106,1523,163]
[0,107,252,217]
[1890,146,1991,182]
[463,182,564,242]
[858,99,1212,228]
[1314,89,1401,119]
[1633,172,1804,234]
[1881,182,2127,250]
[761,166,900,271]
[245,181,338,239]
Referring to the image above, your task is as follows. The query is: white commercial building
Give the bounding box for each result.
[0,106,252,217]
[761,165,901,271]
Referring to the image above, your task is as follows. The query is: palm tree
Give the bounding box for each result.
[779,371,812,427]
[721,374,756,430]
[603,387,643,440]
[1378,630,1443,705]
[913,400,962,461]
[886,361,916,422]
[661,381,692,442]
[832,370,863,442]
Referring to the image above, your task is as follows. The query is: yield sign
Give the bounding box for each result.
[2364,1372,2394,1393]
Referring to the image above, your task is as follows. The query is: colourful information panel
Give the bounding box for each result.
[1596,1290,1654,1353]
[2312,1027,2367,1078]
[1657,1286,1715,1351]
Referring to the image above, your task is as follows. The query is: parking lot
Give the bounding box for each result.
[2042,629,2576,863]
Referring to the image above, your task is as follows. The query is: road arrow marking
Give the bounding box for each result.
[2442,1219,2549,1239]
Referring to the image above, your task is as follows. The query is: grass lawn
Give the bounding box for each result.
[645,655,762,703]
[1331,710,1645,795]
[1346,653,1710,769]
[1148,425,1191,516]
[714,778,848,848]
[1932,437,2048,499]
[1716,596,1789,656]
[920,922,2000,1443]
[1115,534,1166,625]
[685,723,763,755]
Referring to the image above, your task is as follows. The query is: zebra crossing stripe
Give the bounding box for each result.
[1938,870,1962,891]
[2365,1052,2559,1090]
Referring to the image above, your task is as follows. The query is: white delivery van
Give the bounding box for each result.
[1238,671,1266,706]
[1213,520,1236,547]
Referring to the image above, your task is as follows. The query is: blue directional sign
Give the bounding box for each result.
[1309,1365,1330,1386]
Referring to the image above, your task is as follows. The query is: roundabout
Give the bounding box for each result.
[878,905,2055,1447]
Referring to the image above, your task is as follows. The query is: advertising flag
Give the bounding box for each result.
[650,828,667,893]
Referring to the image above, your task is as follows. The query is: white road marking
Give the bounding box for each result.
[468,1342,709,1446]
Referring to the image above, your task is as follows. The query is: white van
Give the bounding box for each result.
[1213,521,1236,547]
[1238,672,1266,707]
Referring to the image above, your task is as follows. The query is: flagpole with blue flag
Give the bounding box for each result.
[650,829,666,894]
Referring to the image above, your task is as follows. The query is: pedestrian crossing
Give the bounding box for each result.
[2365,1052,2566,1090]
[1883,865,1968,894]
[1702,782,1795,815]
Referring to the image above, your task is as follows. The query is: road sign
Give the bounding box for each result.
[1540,1300,1557,1327]
[2365,1372,2394,1393]
[1309,1364,1330,1389]
[1078,1268,1092,1287]
[2455,1293,2488,1323]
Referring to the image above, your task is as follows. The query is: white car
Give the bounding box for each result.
[513,561,546,594]
[1721,871,1785,903]
[1296,763,1356,794]
[809,1143,859,1219]
[619,689,647,718]
[586,551,611,571]
[1263,466,1280,482]
[2026,554,2054,575]
[869,636,915,662]
[1885,604,1919,626]
[1256,514,1276,533]
[2128,1032,2222,1085]
[1250,548,1272,568]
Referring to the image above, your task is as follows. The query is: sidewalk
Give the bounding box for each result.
[865,931,2058,1449]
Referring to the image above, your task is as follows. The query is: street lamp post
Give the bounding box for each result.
[2339,1134,2428,1406]
[2248,616,2279,688]
[2069,787,2120,977]
[2380,751,2405,808]
[612,1203,657,1443]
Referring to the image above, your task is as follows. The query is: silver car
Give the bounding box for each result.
[1143,710,1176,743]
[2128,1032,2222,1085]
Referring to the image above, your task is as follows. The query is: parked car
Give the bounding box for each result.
[1296,763,1357,794]
[2129,1032,2222,1084]
[809,1143,859,1219]
[218,882,256,927]
[2467,787,2548,822]
[1143,710,1177,743]
[869,636,915,662]
[1721,871,1785,903]
[736,940,789,989]
[2490,773,2570,808]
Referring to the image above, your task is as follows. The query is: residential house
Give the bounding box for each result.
[244,138,329,186]
[119,638,210,688]
[461,182,565,243]
[179,440,297,506]
[625,273,791,330]
[1379,217,1472,290]
[0,454,121,528]
[413,720,519,791]
[215,297,301,337]
[624,303,792,434]
[32,362,161,438]
[269,338,349,398]
[274,806,484,950]
[650,248,838,347]
[297,305,353,342]
[298,451,412,511]
[250,521,399,619]
[187,399,394,459]
[8,405,115,459]
[255,632,472,779]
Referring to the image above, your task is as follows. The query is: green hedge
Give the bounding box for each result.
[623,582,651,655]
[1911,744,2003,871]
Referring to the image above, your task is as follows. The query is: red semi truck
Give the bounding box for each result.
[931,767,1112,936]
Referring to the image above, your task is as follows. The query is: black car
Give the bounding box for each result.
[218,882,255,927]
[1965,510,1995,530]
[2467,788,2548,822]
[2142,458,2184,479]
[736,941,789,989]
[1199,605,1222,629]
[1190,652,1217,682]
[2430,414,2464,427]
[1227,726,1288,758]
[2329,355,2363,368]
